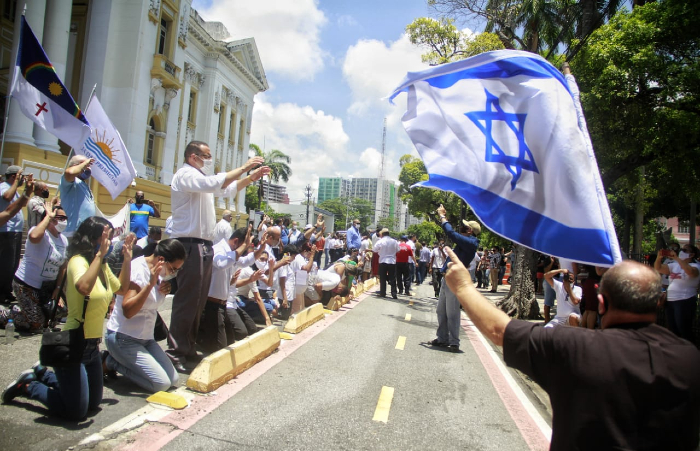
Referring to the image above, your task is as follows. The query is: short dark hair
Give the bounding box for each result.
[154,238,186,262]
[184,140,208,160]
[230,227,247,243]
[285,244,299,255]
[599,262,662,314]
[149,226,162,236]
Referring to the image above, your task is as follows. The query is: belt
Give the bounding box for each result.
[177,237,213,247]
[207,296,226,306]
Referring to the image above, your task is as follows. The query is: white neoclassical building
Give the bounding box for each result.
[0,0,268,225]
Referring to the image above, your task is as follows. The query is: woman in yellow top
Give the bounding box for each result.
[2,216,134,419]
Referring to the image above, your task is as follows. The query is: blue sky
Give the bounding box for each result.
[191,0,466,202]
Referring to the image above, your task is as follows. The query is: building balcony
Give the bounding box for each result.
[151,53,183,89]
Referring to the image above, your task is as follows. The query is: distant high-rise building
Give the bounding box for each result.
[318,176,402,227]
[260,180,289,204]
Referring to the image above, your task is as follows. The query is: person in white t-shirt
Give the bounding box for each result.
[103,239,186,392]
[654,245,700,341]
[286,243,315,314]
[213,210,233,244]
[544,268,582,328]
[429,241,446,298]
[0,203,68,331]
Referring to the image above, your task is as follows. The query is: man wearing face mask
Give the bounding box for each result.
[346,219,362,251]
[129,190,161,240]
[167,141,269,372]
[1,166,28,304]
[443,251,700,451]
[26,181,52,228]
[59,155,96,238]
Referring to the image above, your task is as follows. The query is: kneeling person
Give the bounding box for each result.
[544,268,581,328]
[104,239,185,392]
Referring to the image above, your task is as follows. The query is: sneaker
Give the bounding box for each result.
[430,338,447,347]
[447,344,460,353]
[31,361,47,380]
[2,370,36,403]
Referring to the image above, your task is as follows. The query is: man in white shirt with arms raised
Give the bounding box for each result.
[167,140,269,372]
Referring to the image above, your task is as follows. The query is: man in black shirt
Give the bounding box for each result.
[442,248,700,451]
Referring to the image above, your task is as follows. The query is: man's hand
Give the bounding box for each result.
[245,156,265,170]
[316,214,324,227]
[444,247,473,293]
[249,166,271,182]
[147,199,156,208]
[437,204,447,219]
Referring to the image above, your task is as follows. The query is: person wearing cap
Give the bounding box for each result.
[1,165,30,304]
[431,204,480,352]
[59,155,96,238]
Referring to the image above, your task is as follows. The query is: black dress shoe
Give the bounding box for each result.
[392,294,398,299]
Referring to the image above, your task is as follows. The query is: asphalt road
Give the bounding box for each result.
[0,279,551,451]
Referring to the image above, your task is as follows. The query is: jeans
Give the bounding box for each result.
[436,282,461,346]
[409,262,416,284]
[498,266,506,286]
[240,295,275,324]
[105,330,178,393]
[666,296,697,342]
[417,262,428,285]
[26,338,102,420]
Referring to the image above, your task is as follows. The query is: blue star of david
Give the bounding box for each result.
[465,89,539,191]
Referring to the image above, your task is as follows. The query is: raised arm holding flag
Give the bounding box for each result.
[389,50,621,267]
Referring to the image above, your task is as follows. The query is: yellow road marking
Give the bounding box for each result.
[278,332,294,340]
[395,336,406,350]
[372,386,395,423]
[408,301,414,306]
[405,313,412,321]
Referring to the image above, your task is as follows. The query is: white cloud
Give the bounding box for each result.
[198,0,327,81]
[251,95,349,201]
[342,34,427,117]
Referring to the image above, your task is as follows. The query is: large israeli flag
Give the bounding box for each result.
[389,50,621,266]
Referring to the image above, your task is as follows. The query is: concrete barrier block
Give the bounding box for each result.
[283,303,324,334]
[187,326,280,393]
[326,296,341,311]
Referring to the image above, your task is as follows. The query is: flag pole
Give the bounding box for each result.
[0,4,27,172]
[562,62,622,264]
[56,83,97,197]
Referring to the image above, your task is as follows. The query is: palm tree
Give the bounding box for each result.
[249,143,292,209]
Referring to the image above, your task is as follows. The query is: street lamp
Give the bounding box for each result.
[345,176,353,229]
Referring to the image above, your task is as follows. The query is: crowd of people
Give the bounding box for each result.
[1,141,699,448]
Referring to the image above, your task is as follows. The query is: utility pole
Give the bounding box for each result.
[305,185,313,225]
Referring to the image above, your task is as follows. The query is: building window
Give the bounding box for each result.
[217,103,226,137]
[229,111,236,143]
[3,0,16,21]
[187,90,197,124]
[158,18,168,55]
[146,119,156,165]
[678,221,690,234]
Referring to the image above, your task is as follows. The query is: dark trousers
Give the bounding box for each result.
[314,250,323,268]
[431,268,443,296]
[396,262,411,294]
[200,300,258,352]
[417,261,428,284]
[378,262,397,297]
[167,240,213,365]
[0,232,22,301]
[26,339,102,420]
[409,262,416,284]
[666,296,697,342]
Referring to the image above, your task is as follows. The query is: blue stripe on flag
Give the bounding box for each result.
[420,174,614,265]
[85,138,121,175]
[424,57,569,92]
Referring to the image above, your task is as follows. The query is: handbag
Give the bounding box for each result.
[153,312,169,342]
[39,295,90,367]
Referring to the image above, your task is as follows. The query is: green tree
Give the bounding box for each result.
[318,197,374,233]
[406,221,444,245]
[249,143,293,209]
[406,17,504,65]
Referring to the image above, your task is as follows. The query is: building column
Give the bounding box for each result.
[3,1,47,147]
[33,0,73,152]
